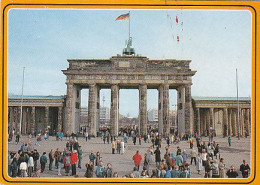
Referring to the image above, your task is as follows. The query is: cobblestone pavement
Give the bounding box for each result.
[8,135,251,178]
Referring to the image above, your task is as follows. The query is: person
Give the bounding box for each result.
[139,135,142,145]
[15,133,20,144]
[32,149,40,172]
[189,138,194,149]
[219,158,226,178]
[85,131,88,141]
[175,152,183,168]
[228,137,232,147]
[196,152,203,174]
[190,147,197,166]
[95,161,105,178]
[36,134,41,146]
[154,147,161,167]
[165,166,172,178]
[240,160,250,178]
[166,136,170,147]
[132,151,142,171]
[89,150,96,164]
[179,163,191,178]
[64,152,71,176]
[105,163,113,178]
[150,169,157,178]
[133,135,137,145]
[57,152,63,176]
[140,170,149,178]
[54,148,60,169]
[214,144,220,159]
[77,146,83,168]
[48,149,54,171]
[171,165,180,178]
[71,150,78,176]
[226,166,239,178]
[143,153,151,175]
[11,157,18,177]
[85,161,94,178]
[204,157,212,178]
[211,159,220,178]
[132,167,140,178]
[40,152,47,173]
[113,172,119,178]
[27,153,34,177]
[95,152,101,166]
[116,140,121,154]
[120,140,125,154]
[60,132,64,141]
[103,135,106,144]
[111,140,116,154]
[201,149,208,167]
[20,161,28,177]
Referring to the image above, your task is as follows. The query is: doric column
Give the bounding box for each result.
[9,107,14,134]
[185,85,192,134]
[88,84,98,137]
[158,85,163,135]
[139,84,147,136]
[231,109,237,136]
[228,109,232,136]
[31,107,35,134]
[223,108,228,137]
[17,106,21,134]
[64,83,75,134]
[45,106,49,132]
[210,108,214,129]
[22,107,27,134]
[197,108,201,136]
[177,85,185,136]
[201,110,205,136]
[163,84,170,135]
[206,109,210,134]
[246,109,250,135]
[58,107,62,132]
[96,86,100,133]
[240,109,244,137]
[110,84,119,136]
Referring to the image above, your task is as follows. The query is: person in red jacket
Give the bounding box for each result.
[71,150,78,176]
[132,150,142,171]
[64,152,71,176]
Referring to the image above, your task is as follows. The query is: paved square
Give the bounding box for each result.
[8,135,251,179]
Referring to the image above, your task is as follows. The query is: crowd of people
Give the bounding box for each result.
[8,130,250,179]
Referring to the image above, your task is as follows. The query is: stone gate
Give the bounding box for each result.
[62,56,196,136]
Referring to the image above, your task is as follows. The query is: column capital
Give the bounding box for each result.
[88,83,96,87]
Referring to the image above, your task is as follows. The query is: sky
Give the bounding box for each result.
[7,9,252,117]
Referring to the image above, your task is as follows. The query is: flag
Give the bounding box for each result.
[116,13,130,21]
[176,16,179,24]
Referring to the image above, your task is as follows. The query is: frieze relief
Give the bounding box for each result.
[71,74,189,81]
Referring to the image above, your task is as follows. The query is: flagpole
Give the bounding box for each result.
[128,11,130,39]
[236,68,240,140]
[128,11,130,40]
[19,67,25,135]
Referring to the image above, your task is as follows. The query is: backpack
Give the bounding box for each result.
[96,166,105,177]
[58,155,63,163]
[40,156,45,163]
[212,165,219,175]
[65,156,71,164]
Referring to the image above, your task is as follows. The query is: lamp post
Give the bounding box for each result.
[236,68,241,140]
[19,67,25,135]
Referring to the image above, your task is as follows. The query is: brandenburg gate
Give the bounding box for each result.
[62,56,196,137]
